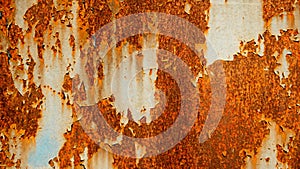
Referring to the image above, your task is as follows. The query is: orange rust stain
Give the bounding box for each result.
[224,29,300,168]
[76,0,112,48]
[106,1,210,168]
[0,0,15,35]
[69,34,76,57]
[49,121,99,168]
[23,0,72,59]
[62,73,73,92]
[2,0,300,168]
[7,23,24,48]
[61,73,80,106]
[0,51,44,168]
[262,0,297,22]
[49,95,122,168]
[0,1,46,168]
[93,29,300,168]
[52,1,211,168]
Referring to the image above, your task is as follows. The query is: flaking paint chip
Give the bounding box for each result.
[184,3,191,14]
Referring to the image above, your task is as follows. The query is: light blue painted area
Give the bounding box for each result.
[28,130,61,167]
[28,91,71,168]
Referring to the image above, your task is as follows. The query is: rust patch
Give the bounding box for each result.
[76,0,112,47]
[0,0,15,36]
[23,0,72,59]
[223,29,300,168]
[50,95,122,168]
[262,0,297,22]
[7,23,24,48]
[53,0,211,167]
[0,1,45,168]
[3,0,300,168]
[69,34,76,56]
[99,29,300,168]
[49,121,99,168]
[0,52,44,167]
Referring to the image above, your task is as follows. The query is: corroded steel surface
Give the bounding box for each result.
[0,0,300,168]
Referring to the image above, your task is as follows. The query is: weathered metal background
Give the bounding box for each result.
[0,0,300,168]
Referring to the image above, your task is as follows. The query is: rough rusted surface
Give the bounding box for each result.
[106,29,300,168]
[53,0,207,167]
[0,0,45,168]
[49,120,100,168]
[7,24,24,48]
[77,0,112,47]
[207,29,300,168]
[0,50,44,136]
[0,49,44,168]
[50,94,120,168]
[114,0,210,52]
[49,0,300,168]
[24,0,72,59]
[2,0,300,168]
[0,0,15,36]
[116,0,210,31]
[267,29,300,168]
[262,0,297,21]
[104,0,210,168]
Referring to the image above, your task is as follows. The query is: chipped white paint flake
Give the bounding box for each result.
[135,142,147,159]
[184,3,191,14]
[207,0,264,61]
[274,49,291,86]
[102,35,159,125]
[15,0,37,29]
[88,149,114,169]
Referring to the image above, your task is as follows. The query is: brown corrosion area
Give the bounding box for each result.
[0,0,298,168]
[2,0,294,168]
[262,0,297,22]
[268,29,300,168]
[0,0,24,51]
[109,30,300,168]
[52,0,211,168]
[77,0,112,47]
[0,0,45,168]
[51,0,295,168]
[0,50,44,167]
[114,0,210,53]
[0,0,15,36]
[49,120,100,168]
[216,29,300,168]
[115,0,210,31]
[24,0,73,59]
[49,95,121,168]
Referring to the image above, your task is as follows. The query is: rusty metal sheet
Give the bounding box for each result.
[0,0,300,168]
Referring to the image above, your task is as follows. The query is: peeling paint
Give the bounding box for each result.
[2,0,300,168]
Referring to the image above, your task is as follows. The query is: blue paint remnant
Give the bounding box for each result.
[28,129,61,167]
